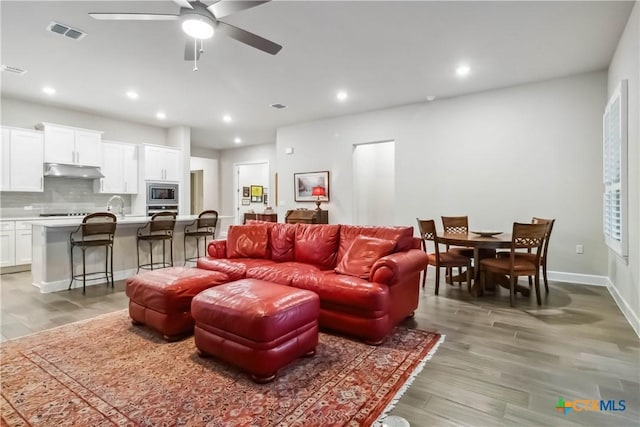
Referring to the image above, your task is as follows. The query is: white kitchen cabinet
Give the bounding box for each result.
[14,221,32,265]
[0,127,44,192]
[0,222,15,267]
[95,140,138,194]
[39,122,102,167]
[144,145,180,182]
[0,128,10,191]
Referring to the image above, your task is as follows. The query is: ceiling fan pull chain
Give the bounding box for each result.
[200,39,204,54]
[193,38,198,71]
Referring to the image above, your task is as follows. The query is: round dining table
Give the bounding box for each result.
[437,232,523,296]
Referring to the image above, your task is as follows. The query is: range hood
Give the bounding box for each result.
[44,163,104,179]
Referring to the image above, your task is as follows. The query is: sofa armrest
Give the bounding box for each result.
[206,240,227,258]
[370,249,428,285]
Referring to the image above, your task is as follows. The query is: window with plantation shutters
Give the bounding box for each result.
[603,80,628,258]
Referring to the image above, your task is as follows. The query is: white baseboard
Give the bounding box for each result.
[35,268,138,293]
[547,271,608,286]
[605,278,640,338]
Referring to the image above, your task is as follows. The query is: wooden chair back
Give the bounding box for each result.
[441,216,469,234]
[149,211,177,233]
[197,210,219,230]
[78,212,117,240]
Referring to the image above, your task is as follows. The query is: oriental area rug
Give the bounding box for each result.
[1,310,443,426]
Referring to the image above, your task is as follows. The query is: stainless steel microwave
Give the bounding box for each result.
[146,182,179,205]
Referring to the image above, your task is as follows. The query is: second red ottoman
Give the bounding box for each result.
[192,279,320,383]
[126,267,229,341]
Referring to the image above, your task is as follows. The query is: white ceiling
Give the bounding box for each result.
[0,1,634,149]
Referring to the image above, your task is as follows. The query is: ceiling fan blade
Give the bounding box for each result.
[208,1,270,19]
[216,21,282,55]
[173,0,194,9]
[89,13,179,21]
[184,39,202,61]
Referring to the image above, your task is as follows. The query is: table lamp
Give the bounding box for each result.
[312,186,326,211]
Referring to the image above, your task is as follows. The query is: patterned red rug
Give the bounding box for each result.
[1,310,443,426]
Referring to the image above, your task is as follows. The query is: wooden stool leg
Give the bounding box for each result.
[68,245,74,290]
[82,247,86,294]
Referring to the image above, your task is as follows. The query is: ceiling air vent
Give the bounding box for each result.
[46,21,86,40]
[270,103,287,109]
[1,65,27,75]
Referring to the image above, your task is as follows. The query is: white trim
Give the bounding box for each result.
[547,271,608,286]
[606,277,640,338]
[34,268,137,293]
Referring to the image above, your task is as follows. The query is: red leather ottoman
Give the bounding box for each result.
[191,279,320,383]
[126,267,229,341]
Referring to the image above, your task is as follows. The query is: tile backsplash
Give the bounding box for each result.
[0,177,131,217]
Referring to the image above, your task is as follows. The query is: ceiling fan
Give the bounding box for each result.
[89,0,281,70]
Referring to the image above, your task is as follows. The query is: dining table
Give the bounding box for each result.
[437,231,529,296]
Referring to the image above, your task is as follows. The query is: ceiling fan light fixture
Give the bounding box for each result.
[182,18,214,39]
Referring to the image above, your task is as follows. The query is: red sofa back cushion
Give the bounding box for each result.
[270,223,297,262]
[294,224,341,269]
[335,235,396,279]
[337,225,414,263]
[226,224,269,259]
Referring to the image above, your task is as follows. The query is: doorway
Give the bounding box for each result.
[190,170,203,214]
[233,161,269,224]
[353,140,395,225]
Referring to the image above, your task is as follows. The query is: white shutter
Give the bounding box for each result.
[602,80,627,258]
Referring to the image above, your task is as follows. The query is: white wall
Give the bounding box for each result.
[607,2,639,335]
[218,143,276,218]
[1,97,167,145]
[353,141,395,225]
[190,156,220,211]
[277,71,607,278]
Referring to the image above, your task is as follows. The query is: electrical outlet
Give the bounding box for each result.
[576,244,584,254]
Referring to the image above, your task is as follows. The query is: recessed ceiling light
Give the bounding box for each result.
[156,112,166,120]
[426,95,436,101]
[222,114,232,123]
[336,91,348,102]
[234,137,242,144]
[126,90,139,100]
[42,86,56,95]
[455,65,471,77]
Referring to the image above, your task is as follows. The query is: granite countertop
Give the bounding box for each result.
[27,215,201,228]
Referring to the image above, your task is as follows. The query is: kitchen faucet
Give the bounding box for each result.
[106,195,125,218]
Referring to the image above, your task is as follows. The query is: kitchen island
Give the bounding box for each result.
[30,215,225,293]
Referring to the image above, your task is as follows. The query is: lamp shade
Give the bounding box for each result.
[312,186,326,197]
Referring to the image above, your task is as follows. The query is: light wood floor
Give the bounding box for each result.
[1,271,638,426]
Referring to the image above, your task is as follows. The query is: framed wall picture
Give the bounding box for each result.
[294,171,330,202]
[243,186,250,197]
[250,185,263,203]
[242,198,250,206]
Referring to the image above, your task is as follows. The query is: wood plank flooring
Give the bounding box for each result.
[1,271,638,426]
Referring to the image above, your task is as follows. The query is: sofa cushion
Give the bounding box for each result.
[269,223,297,262]
[247,261,323,286]
[294,224,341,269]
[197,257,276,281]
[335,235,396,279]
[226,224,270,259]
[337,225,414,263]
[292,272,389,317]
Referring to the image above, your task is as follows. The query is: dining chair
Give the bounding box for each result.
[497,217,555,293]
[416,218,471,295]
[480,222,547,306]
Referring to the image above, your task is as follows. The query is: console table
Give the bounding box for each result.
[243,213,278,224]
[285,209,328,224]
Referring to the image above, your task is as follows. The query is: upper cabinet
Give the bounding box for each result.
[95,140,138,194]
[144,145,180,182]
[0,127,44,192]
[38,122,102,167]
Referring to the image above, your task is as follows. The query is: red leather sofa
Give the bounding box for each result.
[197,221,428,345]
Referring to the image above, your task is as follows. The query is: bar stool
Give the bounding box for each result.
[183,210,218,265]
[136,211,176,273]
[68,212,117,294]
